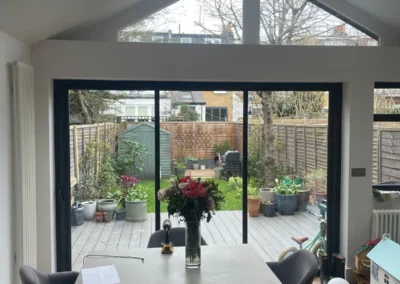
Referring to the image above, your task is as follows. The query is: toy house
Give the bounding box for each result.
[367,237,400,284]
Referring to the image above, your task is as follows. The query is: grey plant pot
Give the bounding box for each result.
[125,200,147,222]
[260,188,275,203]
[193,163,200,170]
[275,194,297,215]
[81,201,97,220]
[214,167,223,178]
[97,199,117,212]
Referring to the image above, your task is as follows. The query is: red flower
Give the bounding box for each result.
[181,180,206,199]
[179,176,192,183]
[120,175,140,185]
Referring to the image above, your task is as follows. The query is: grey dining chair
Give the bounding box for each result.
[147,227,207,248]
[20,265,79,284]
[266,250,319,284]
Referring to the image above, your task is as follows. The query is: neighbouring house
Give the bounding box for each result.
[121,24,235,45]
[108,91,171,122]
[168,91,206,121]
[202,91,236,122]
[367,237,400,284]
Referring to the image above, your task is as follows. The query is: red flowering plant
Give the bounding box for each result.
[158,176,225,223]
[107,175,141,209]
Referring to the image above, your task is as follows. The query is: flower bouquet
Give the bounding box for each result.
[158,176,225,268]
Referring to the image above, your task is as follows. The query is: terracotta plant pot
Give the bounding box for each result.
[297,189,311,212]
[96,212,104,222]
[248,197,262,217]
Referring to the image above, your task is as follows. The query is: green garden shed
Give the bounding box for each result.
[117,122,171,179]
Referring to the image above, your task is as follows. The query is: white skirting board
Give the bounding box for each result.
[12,62,37,281]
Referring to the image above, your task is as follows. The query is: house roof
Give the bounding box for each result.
[367,238,400,280]
[169,91,206,105]
[126,91,168,99]
[118,122,171,136]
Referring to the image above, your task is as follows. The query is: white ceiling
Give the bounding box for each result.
[345,0,400,29]
[0,0,142,44]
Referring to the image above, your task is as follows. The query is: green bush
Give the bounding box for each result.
[114,140,150,176]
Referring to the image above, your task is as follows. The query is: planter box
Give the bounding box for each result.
[264,203,276,217]
[276,194,297,215]
[175,167,186,176]
[248,197,261,217]
[260,188,275,203]
[126,200,147,222]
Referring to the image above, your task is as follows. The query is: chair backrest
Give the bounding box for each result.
[20,266,50,284]
[20,266,79,284]
[147,227,207,248]
[270,250,318,284]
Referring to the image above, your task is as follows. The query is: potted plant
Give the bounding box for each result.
[72,180,97,221]
[125,184,148,222]
[186,156,199,170]
[259,187,275,203]
[248,186,261,217]
[263,201,276,217]
[175,162,186,176]
[306,169,327,204]
[274,178,299,215]
[297,182,310,212]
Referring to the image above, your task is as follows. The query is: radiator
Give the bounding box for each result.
[372,209,400,243]
[12,62,37,274]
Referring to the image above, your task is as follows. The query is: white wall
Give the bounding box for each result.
[32,40,400,276]
[0,30,30,284]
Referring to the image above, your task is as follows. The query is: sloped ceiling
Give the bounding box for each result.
[345,0,400,29]
[0,0,142,44]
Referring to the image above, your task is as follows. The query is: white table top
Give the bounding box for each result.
[76,244,282,284]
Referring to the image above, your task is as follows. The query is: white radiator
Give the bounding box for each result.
[372,209,400,243]
[12,62,37,278]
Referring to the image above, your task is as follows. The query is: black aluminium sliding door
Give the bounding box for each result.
[54,81,342,272]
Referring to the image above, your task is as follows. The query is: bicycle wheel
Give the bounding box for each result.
[311,240,324,257]
[278,247,297,261]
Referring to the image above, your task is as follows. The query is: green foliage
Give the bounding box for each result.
[185,156,198,163]
[114,140,150,176]
[228,176,243,192]
[247,125,265,187]
[273,178,300,195]
[274,163,299,181]
[179,104,200,121]
[74,142,98,201]
[107,187,125,209]
[177,163,186,169]
[125,184,148,202]
[247,186,259,198]
[213,140,230,154]
[97,156,118,198]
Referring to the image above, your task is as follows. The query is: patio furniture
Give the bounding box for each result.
[266,250,318,284]
[75,245,282,284]
[221,150,241,178]
[147,227,207,248]
[20,265,78,284]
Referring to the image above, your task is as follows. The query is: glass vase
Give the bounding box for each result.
[185,221,201,268]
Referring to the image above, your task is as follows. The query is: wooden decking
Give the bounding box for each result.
[71,209,320,271]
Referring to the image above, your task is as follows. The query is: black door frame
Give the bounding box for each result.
[54,80,342,272]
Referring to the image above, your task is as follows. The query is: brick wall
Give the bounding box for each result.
[201,91,234,121]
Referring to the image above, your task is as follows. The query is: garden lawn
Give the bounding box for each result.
[141,179,242,213]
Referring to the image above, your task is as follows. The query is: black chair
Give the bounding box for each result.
[266,250,319,284]
[19,265,79,284]
[147,227,207,248]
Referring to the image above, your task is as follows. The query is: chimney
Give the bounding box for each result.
[336,24,345,33]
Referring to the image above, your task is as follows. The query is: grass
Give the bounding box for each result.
[141,179,242,213]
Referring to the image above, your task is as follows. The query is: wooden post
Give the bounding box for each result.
[96,124,101,181]
[314,127,317,172]
[294,126,298,172]
[284,126,288,165]
[73,126,80,183]
[303,126,307,172]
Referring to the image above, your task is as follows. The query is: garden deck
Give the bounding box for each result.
[71,208,320,271]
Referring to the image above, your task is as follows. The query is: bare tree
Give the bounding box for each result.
[197,0,338,186]
[374,89,400,114]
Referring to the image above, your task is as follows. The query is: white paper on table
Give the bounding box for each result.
[82,265,121,284]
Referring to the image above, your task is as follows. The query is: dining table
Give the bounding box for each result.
[75,244,282,284]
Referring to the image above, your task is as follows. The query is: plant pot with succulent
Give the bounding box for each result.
[248,186,261,217]
[125,184,148,222]
[158,176,225,268]
[274,178,299,216]
[263,201,277,217]
[305,169,327,205]
[186,156,199,170]
[72,173,98,221]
